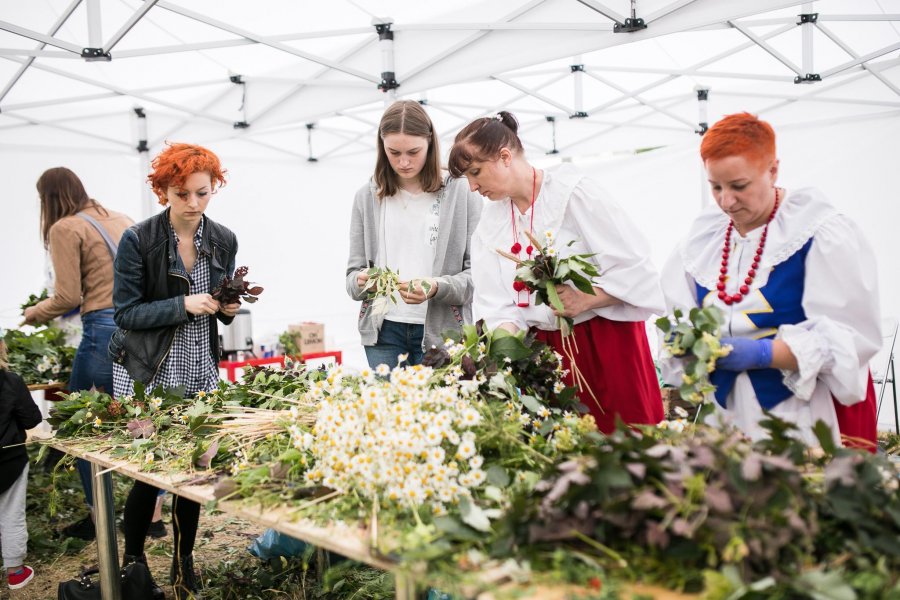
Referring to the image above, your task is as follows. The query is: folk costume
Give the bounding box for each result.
[471,163,665,433]
[661,188,881,449]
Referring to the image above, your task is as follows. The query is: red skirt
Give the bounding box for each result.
[833,372,877,453]
[534,317,663,434]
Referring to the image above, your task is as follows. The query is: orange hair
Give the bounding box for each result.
[148,142,227,205]
[700,112,776,167]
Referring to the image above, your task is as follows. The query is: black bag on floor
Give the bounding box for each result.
[57,560,156,600]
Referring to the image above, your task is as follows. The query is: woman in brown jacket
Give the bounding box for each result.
[22,167,133,539]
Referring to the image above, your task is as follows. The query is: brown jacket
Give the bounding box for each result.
[31,205,134,322]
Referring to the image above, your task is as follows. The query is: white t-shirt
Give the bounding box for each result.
[376,188,440,324]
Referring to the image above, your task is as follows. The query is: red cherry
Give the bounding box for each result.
[512,281,527,292]
[511,242,522,254]
[525,245,534,255]
[739,285,749,294]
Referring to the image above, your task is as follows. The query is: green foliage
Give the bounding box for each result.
[20,288,49,313]
[3,324,76,385]
[656,306,730,403]
[507,233,601,337]
[363,265,402,317]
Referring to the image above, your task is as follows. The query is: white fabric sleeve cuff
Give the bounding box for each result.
[778,319,866,405]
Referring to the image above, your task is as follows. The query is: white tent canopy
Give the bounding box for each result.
[2,0,899,166]
[1,1,898,426]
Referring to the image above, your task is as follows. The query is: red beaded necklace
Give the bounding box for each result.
[510,167,537,307]
[717,188,780,306]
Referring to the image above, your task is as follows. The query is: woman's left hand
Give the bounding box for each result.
[399,279,438,304]
[219,302,242,317]
[552,284,621,317]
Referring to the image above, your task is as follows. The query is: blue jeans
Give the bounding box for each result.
[364,320,424,369]
[70,309,116,509]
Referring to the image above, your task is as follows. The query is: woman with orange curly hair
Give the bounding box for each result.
[108,142,239,599]
[660,113,881,450]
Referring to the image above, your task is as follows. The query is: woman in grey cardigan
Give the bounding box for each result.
[346,100,482,368]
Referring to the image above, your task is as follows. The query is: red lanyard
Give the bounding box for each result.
[510,167,536,306]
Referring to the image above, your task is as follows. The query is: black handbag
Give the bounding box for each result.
[57,560,157,600]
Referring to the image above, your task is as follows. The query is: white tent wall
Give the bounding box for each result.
[3,111,897,363]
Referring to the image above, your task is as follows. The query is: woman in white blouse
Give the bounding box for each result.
[448,111,665,433]
[660,112,881,449]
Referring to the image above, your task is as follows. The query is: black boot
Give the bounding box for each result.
[122,553,165,600]
[171,553,202,600]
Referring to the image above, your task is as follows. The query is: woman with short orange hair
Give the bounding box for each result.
[660,113,881,450]
[109,142,239,599]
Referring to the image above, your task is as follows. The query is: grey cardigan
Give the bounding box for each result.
[345,176,483,350]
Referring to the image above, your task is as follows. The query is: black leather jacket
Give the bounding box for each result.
[108,208,238,385]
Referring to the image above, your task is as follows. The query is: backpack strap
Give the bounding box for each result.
[77,212,118,259]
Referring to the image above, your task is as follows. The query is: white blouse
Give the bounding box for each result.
[471,163,665,332]
[660,187,882,445]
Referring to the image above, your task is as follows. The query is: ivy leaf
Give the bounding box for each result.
[486,465,510,488]
[459,497,493,532]
[126,418,155,439]
[194,439,219,469]
[518,394,543,414]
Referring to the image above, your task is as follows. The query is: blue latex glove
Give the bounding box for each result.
[716,337,773,371]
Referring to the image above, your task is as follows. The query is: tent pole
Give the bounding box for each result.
[134,107,154,219]
[696,87,710,209]
[86,0,101,48]
[801,4,815,76]
[571,56,587,118]
[375,20,399,105]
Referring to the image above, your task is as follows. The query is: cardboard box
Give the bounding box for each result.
[289,322,325,354]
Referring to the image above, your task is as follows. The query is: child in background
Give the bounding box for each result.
[0,328,43,590]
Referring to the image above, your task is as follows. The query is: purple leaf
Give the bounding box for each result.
[195,440,219,469]
[126,419,155,439]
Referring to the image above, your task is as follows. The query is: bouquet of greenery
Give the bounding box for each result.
[497,231,602,410]
[20,288,49,313]
[656,306,730,403]
[497,231,600,338]
[3,325,75,385]
[361,265,402,317]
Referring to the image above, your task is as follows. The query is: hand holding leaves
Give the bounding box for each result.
[362,265,401,317]
[656,306,730,403]
[212,266,264,305]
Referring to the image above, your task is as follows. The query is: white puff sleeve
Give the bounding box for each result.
[565,179,667,321]
[777,214,882,404]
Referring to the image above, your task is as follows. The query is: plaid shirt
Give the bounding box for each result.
[113,219,219,398]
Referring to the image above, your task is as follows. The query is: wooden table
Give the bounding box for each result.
[50,438,697,600]
[49,438,414,600]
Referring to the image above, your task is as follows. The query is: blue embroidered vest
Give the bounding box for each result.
[696,238,813,409]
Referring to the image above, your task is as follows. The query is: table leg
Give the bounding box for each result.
[92,463,122,600]
[395,572,416,600]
